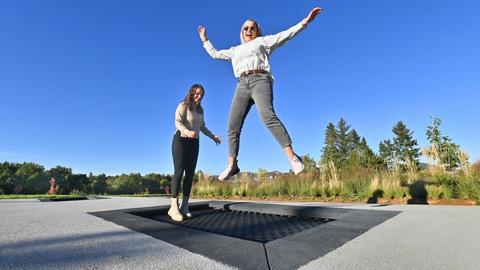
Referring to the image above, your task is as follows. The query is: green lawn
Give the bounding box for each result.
[0,194,87,200]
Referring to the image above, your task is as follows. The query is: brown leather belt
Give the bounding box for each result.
[240,69,268,77]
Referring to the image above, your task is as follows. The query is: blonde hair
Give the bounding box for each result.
[240,19,263,44]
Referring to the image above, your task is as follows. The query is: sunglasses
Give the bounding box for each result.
[243,26,257,32]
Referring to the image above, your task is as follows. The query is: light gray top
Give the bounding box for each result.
[175,102,214,139]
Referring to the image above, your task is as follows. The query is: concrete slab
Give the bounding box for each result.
[1,197,479,269]
[0,197,232,270]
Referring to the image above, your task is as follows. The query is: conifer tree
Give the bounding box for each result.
[349,129,361,149]
[392,121,420,168]
[358,137,381,169]
[379,139,396,171]
[335,118,352,168]
[379,121,420,171]
[322,119,381,171]
[320,122,338,166]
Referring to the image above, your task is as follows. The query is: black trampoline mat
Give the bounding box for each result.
[146,208,331,243]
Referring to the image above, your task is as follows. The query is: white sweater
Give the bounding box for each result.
[203,21,306,78]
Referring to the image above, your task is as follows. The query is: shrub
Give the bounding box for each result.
[432,172,459,187]
[190,163,480,202]
[326,177,343,197]
[341,179,371,200]
[69,189,85,196]
[274,180,289,196]
[457,179,480,200]
[381,177,406,199]
[471,160,480,176]
[383,186,407,200]
[426,185,452,199]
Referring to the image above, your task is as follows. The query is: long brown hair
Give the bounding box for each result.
[183,84,204,113]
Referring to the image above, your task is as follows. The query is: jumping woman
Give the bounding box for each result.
[198,7,323,180]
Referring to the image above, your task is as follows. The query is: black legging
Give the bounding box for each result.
[171,131,199,198]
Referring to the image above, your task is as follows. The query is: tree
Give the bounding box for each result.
[321,119,380,172]
[301,154,317,173]
[349,129,361,151]
[357,137,382,169]
[423,117,462,171]
[320,122,338,166]
[392,121,420,169]
[142,173,163,194]
[379,121,420,172]
[335,118,352,168]
[14,162,48,194]
[90,173,108,194]
[0,162,20,194]
[64,174,90,194]
[379,139,396,171]
[112,173,143,194]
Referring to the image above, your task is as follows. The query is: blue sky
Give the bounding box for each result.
[1,0,479,175]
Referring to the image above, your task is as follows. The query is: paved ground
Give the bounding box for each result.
[1,197,479,270]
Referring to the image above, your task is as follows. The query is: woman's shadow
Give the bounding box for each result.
[407,180,429,204]
[367,189,384,204]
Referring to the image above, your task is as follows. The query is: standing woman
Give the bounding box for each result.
[198,7,323,180]
[169,84,222,222]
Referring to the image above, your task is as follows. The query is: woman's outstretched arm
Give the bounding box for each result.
[198,25,233,61]
[200,121,222,145]
[264,7,323,53]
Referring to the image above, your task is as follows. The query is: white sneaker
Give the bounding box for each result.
[289,154,304,175]
[168,208,184,222]
[168,198,183,222]
[218,164,240,181]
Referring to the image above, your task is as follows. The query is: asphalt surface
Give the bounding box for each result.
[1,197,479,270]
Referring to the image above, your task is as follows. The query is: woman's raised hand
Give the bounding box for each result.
[198,25,208,42]
[304,7,323,25]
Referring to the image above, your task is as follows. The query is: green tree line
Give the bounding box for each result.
[0,163,172,195]
[316,116,469,176]
[0,117,474,196]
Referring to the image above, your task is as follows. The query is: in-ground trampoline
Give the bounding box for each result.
[90,201,399,270]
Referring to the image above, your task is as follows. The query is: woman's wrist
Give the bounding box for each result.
[301,18,308,27]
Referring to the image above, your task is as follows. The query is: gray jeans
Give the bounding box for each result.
[228,73,292,157]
